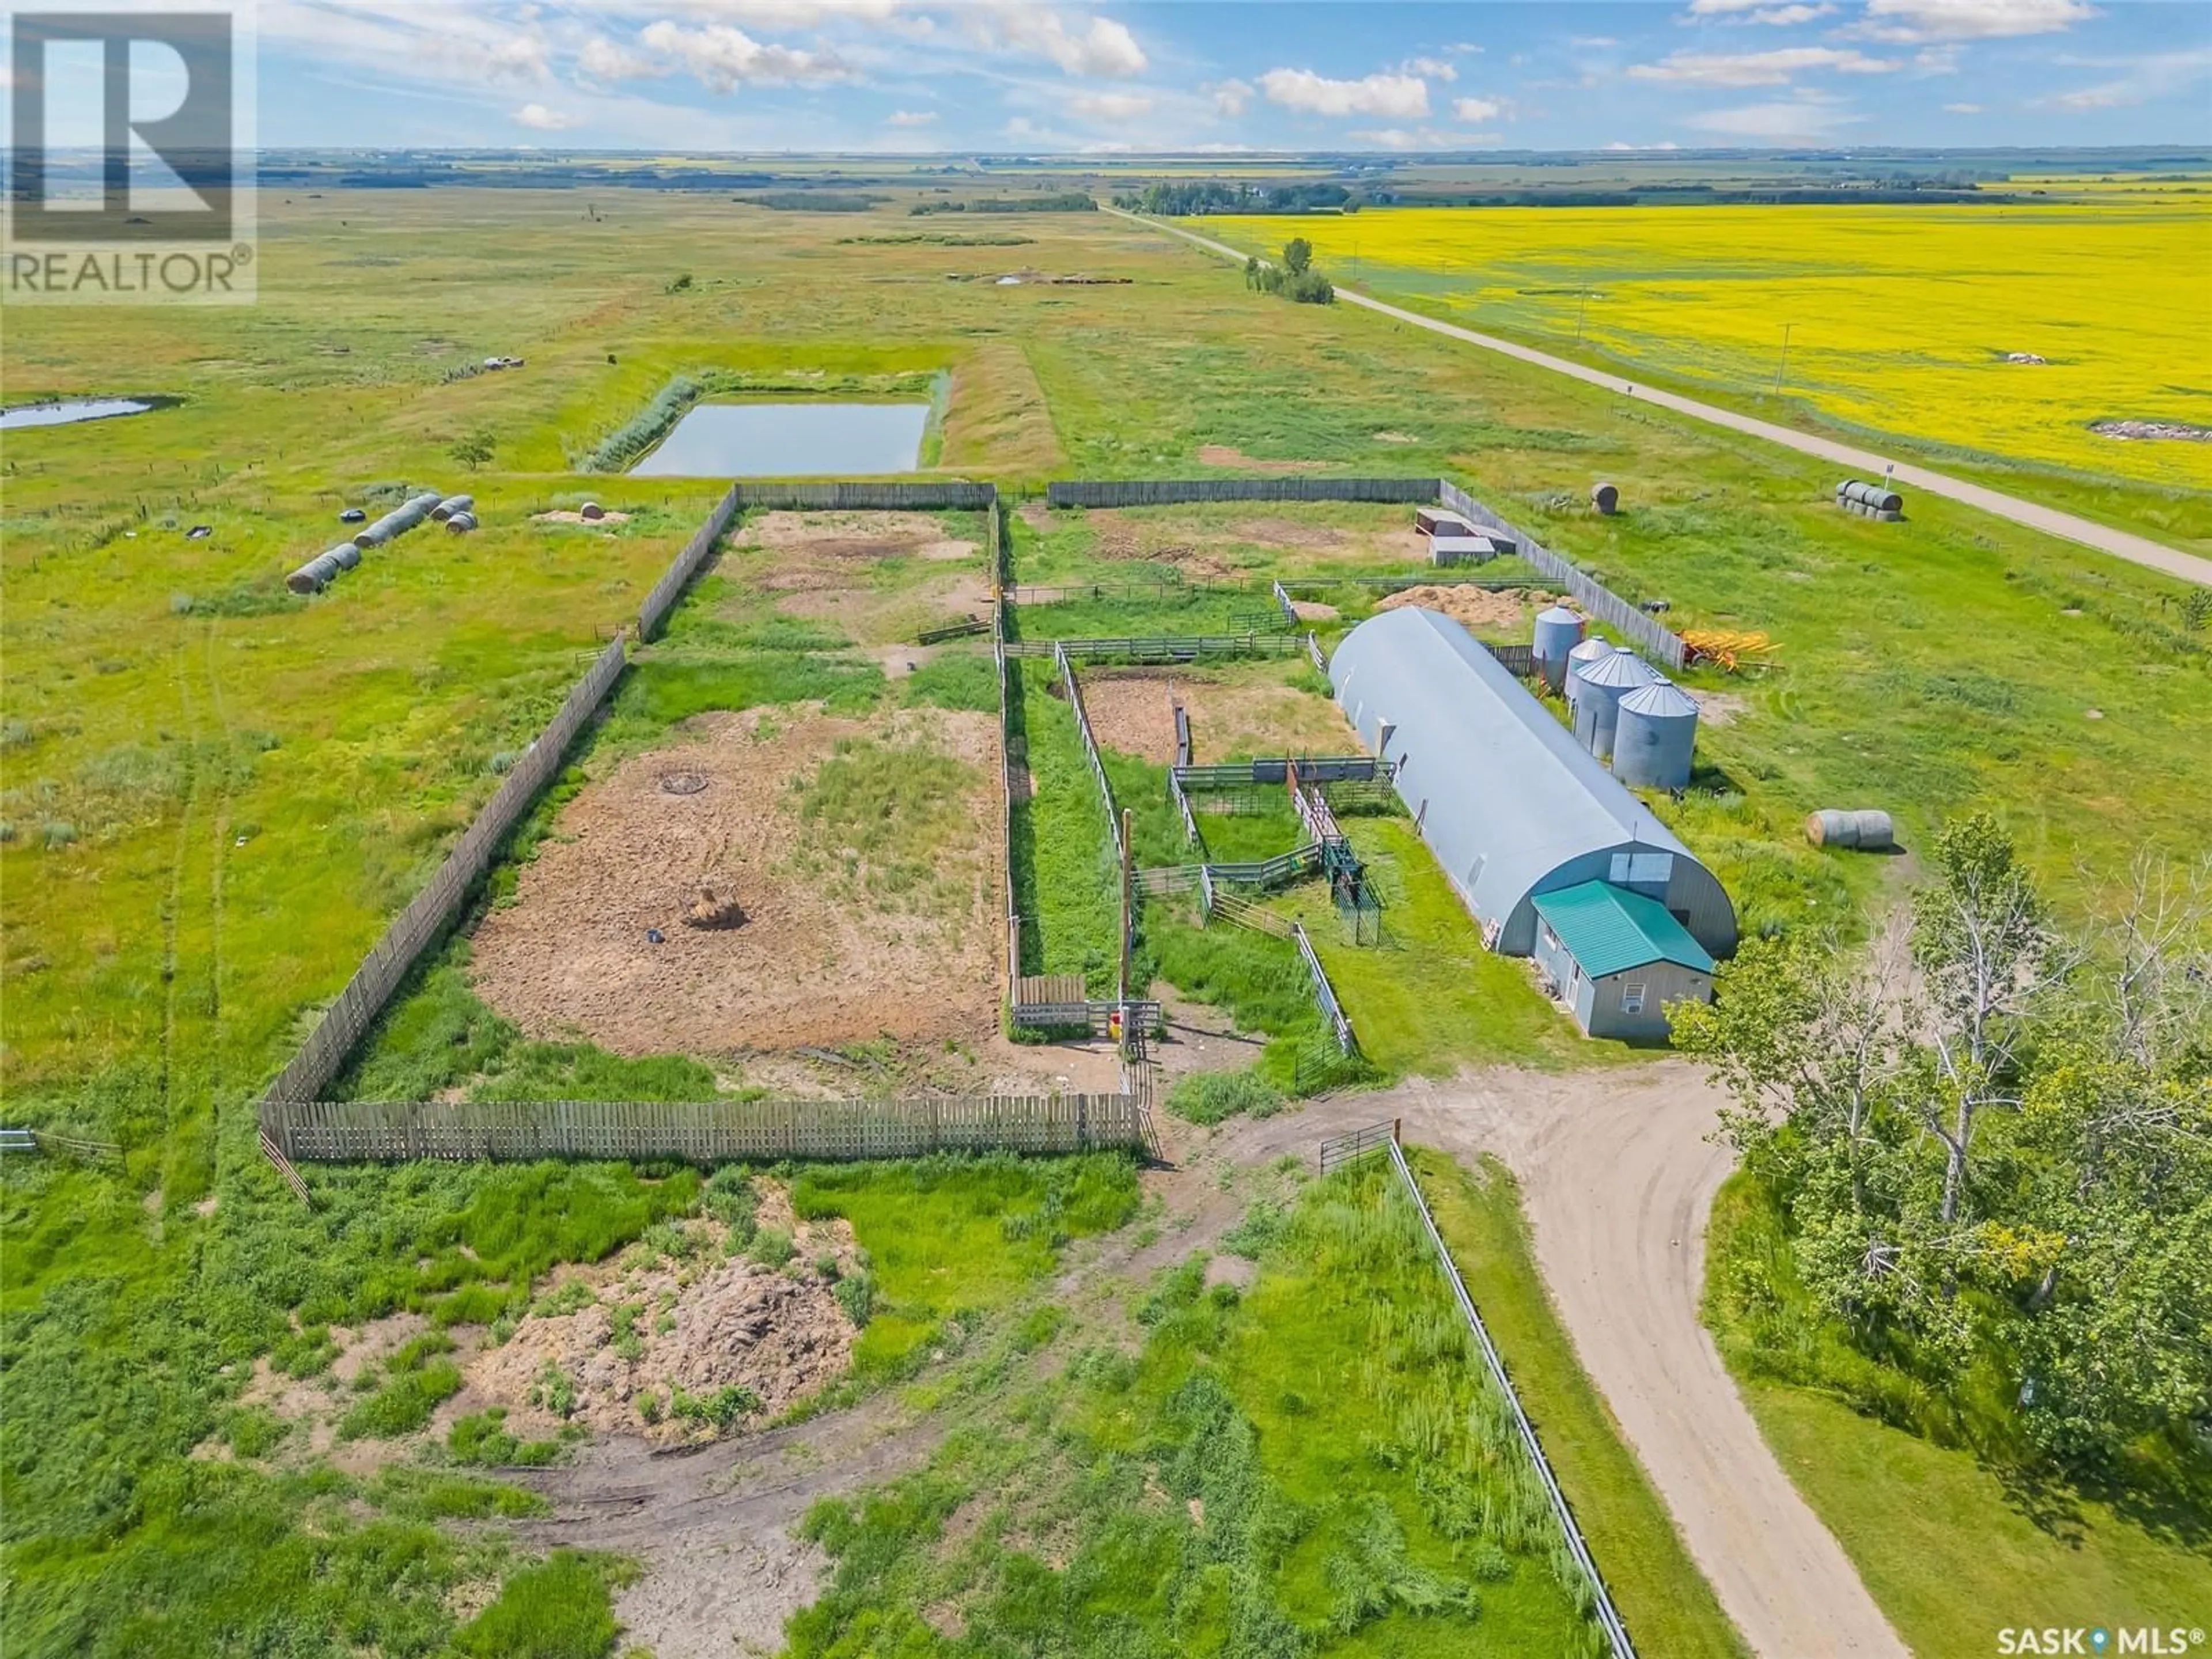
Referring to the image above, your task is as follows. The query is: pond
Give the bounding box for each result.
[627,402,929,478]
[0,396,165,430]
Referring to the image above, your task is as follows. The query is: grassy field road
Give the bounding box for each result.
[1118,209,2212,590]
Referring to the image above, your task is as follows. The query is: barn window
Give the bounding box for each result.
[1620,982,1647,1015]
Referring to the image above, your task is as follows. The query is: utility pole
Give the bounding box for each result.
[1773,322,1794,395]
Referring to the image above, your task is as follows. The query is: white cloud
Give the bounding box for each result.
[1628,46,1900,84]
[638,21,851,88]
[1686,98,1867,138]
[1913,46,1964,73]
[685,0,915,26]
[1067,89,1153,121]
[512,101,581,130]
[1209,77,1253,116]
[1442,40,1483,54]
[1686,0,1839,22]
[885,108,937,126]
[1401,55,1458,81]
[1943,100,1983,111]
[1850,0,2095,41]
[2040,43,2212,109]
[1571,35,1622,47]
[1347,126,1498,149]
[969,7,1147,77]
[1259,68,1430,118]
[1603,139,1683,149]
[577,35,658,82]
[1452,94,1514,122]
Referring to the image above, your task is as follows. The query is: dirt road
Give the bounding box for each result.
[1373,1065,1909,1658]
[1118,210,2212,591]
[521,1050,1905,1658]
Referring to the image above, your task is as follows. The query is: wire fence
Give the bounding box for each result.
[1384,1137,1637,1659]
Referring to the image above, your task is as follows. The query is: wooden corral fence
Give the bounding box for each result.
[639,484,741,640]
[1056,644,1124,868]
[1047,478,1438,509]
[729,481,997,513]
[262,634,630,1107]
[1436,480,1685,671]
[261,1093,1149,1165]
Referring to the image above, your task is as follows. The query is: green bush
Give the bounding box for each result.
[448,1406,562,1468]
[747,1226,797,1269]
[702,1166,760,1242]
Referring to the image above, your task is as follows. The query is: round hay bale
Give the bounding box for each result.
[1590,480,1619,515]
[580,501,606,521]
[684,882,746,930]
[1806,808,1858,848]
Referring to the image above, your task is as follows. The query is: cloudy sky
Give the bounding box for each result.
[237,0,2212,151]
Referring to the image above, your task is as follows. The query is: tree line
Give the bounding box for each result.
[1676,815,2210,1488]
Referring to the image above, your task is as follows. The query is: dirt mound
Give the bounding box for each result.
[1377,584,1571,633]
[468,1197,860,1444]
[468,705,1001,1057]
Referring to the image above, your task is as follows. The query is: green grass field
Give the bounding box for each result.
[6,182,2210,1656]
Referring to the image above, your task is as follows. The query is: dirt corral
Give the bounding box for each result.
[726,511,986,647]
[1078,666,1359,766]
[469,705,1001,1057]
[1377,583,1574,635]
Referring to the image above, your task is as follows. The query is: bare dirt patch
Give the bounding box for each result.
[1687,689,1748,728]
[1078,666,1357,764]
[1378,583,1571,634]
[465,1196,859,1445]
[469,705,1001,1057]
[536,508,632,527]
[729,511,984,646]
[1289,599,1338,622]
[1198,445,1330,473]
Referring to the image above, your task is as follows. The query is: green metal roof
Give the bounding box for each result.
[1531,881,1716,979]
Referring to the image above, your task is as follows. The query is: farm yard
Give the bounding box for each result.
[3,158,2210,1659]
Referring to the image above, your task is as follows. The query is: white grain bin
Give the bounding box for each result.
[1563,636,1616,714]
[1570,649,1656,761]
[1612,679,1699,790]
[1531,606,1585,692]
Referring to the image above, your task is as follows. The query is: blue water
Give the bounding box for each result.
[0,397,158,430]
[628,402,929,478]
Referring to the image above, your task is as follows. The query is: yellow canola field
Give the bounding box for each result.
[1219,201,2212,488]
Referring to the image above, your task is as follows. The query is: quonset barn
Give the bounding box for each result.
[1328,607,1736,1039]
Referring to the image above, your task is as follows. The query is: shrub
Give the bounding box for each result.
[702,1168,760,1242]
[635,1389,664,1425]
[530,1363,577,1420]
[671,1383,761,1431]
[747,1227,796,1270]
[449,1406,561,1467]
